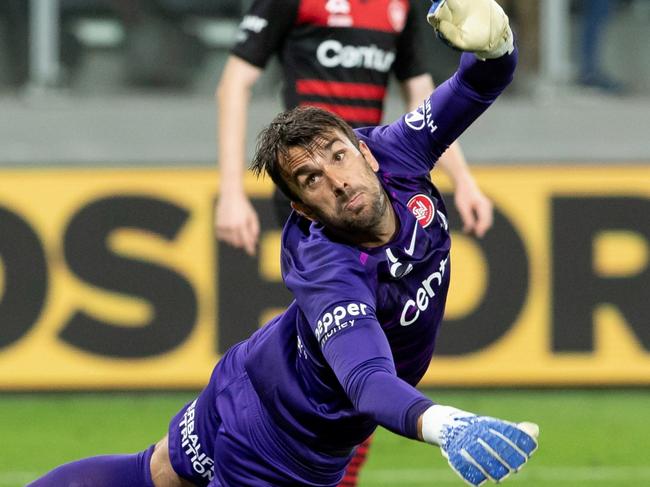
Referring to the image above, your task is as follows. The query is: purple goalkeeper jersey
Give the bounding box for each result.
[217,50,517,485]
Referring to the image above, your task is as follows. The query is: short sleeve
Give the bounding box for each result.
[231,0,299,68]
[391,0,429,81]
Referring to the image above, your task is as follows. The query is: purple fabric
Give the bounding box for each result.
[355,50,519,177]
[170,341,348,486]
[177,46,518,486]
[456,50,518,97]
[324,319,434,439]
[27,445,154,487]
[244,45,518,455]
[25,44,518,487]
[167,359,222,486]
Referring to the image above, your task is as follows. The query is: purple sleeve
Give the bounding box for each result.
[322,319,433,439]
[414,50,518,156]
[359,47,517,175]
[283,229,379,347]
[283,230,432,438]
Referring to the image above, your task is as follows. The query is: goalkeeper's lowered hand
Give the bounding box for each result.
[421,405,539,486]
[427,0,514,60]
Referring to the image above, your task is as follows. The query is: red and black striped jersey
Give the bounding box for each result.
[231,0,428,127]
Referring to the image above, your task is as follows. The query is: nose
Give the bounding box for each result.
[324,168,348,196]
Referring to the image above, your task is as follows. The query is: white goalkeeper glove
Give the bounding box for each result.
[421,405,539,486]
[427,0,514,60]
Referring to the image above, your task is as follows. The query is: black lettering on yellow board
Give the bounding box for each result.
[216,194,530,356]
[0,206,47,349]
[217,198,291,354]
[61,196,198,358]
[223,193,649,360]
[552,196,650,352]
[0,168,647,385]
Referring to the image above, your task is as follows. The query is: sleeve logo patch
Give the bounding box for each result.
[315,302,369,346]
[239,15,268,33]
[405,107,426,131]
[407,194,435,228]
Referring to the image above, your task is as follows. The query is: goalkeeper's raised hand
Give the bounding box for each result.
[421,405,539,486]
[427,0,514,60]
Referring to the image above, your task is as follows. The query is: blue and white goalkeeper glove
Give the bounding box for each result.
[422,405,539,486]
[427,0,514,60]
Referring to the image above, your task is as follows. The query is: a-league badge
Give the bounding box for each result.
[407,194,435,228]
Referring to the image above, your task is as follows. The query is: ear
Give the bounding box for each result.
[291,201,317,221]
[359,140,380,172]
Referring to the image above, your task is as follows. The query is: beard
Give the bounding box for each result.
[312,180,389,237]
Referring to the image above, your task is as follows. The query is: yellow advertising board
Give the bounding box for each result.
[0,166,648,389]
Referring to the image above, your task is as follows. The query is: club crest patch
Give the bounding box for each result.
[388,0,407,32]
[407,194,435,228]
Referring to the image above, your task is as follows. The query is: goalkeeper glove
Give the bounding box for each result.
[421,405,539,486]
[427,0,514,60]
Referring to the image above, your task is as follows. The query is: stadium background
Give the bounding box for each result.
[0,0,649,485]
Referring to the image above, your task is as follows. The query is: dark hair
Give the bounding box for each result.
[250,106,360,202]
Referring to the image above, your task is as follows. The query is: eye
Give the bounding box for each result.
[333,151,345,162]
[305,173,321,187]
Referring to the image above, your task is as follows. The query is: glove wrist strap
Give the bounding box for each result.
[421,404,472,446]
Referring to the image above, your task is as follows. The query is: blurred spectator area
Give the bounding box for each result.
[0,0,648,165]
[64,0,246,90]
[2,0,650,94]
[0,0,248,91]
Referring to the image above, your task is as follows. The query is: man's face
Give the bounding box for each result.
[281,130,389,238]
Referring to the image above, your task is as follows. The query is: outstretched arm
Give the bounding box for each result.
[377,0,517,179]
[418,405,539,486]
[400,71,493,238]
[326,2,536,485]
[322,315,539,487]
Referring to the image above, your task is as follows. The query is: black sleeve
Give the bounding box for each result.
[230,0,299,69]
[391,0,430,81]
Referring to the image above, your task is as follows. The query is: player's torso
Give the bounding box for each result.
[369,171,451,385]
[291,169,451,388]
[281,0,410,126]
[240,172,450,461]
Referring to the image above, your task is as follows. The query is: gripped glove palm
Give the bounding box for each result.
[422,405,539,486]
[427,0,514,60]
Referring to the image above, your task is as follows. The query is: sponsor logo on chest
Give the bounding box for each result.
[316,40,395,72]
[400,257,448,326]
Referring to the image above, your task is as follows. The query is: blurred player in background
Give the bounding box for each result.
[215,0,494,255]
[577,0,624,93]
[29,1,539,486]
[215,2,493,482]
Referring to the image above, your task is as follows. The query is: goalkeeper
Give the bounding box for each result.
[29,1,538,486]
